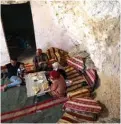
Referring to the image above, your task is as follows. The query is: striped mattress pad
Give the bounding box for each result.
[63,97,102,114]
[67,56,84,71]
[58,111,97,123]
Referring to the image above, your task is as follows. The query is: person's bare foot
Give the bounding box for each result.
[2,84,8,92]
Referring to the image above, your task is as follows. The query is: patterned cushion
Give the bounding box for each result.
[67,56,84,71]
[58,112,79,123]
[63,98,102,114]
[58,111,97,123]
[65,66,75,73]
[65,66,87,86]
[24,63,34,72]
[67,82,88,93]
[46,47,69,65]
[83,69,97,88]
[67,87,90,98]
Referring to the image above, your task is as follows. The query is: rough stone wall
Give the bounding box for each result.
[50,0,120,119]
[0,0,120,119]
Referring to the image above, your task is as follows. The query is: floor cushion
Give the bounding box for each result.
[67,56,84,71]
[58,111,97,123]
[67,87,90,98]
[46,47,69,66]
[24,63,34,73]
[63,97,102,114]
[83,69,97,88]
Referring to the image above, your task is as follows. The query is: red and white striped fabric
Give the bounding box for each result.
[63,98,102,114]
[1,97,68,122]
[24,63,34,73]
[58,111,96,123]
[67,56,84,71]
[83,69,97,88]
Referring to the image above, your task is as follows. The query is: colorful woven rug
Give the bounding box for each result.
[1,97,68,123]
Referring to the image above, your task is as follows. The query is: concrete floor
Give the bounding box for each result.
[1,78,64,123]
[2,50,120,123]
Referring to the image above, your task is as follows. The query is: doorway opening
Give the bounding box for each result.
[1,2,36,62]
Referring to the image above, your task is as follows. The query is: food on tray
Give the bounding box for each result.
[32,86,40,94]
[37,80,44,84]
[42,82,49,91]
[32,76,38,81]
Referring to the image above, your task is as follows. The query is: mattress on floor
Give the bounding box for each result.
[57,111,97,123]
[67,56,84,71]
[67,87,90,98]
[63,97,102,115]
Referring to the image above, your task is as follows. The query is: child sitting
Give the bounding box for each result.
[17,63,26,85]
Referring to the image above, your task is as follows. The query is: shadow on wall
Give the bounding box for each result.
[94,72,101,90]
[98,102,109,119]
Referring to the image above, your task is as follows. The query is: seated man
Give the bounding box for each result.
[2,58,21,79]
[1,58,23,91]
[2,76,22,91]
[33,49,49,71]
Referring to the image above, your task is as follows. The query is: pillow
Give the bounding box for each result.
[24,63,34,72]
[67,56,84,71]
[46,47,69,66]
[83,69,97,88]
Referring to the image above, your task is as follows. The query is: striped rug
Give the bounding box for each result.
[1,97,68,123]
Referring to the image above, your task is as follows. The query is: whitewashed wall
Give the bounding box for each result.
[30,1,75,52]
[0,18,10,65]
[0,0,75,66]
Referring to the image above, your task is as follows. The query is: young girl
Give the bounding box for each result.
[17,63,26,85]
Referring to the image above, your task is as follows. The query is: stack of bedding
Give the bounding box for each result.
[58,97,102,123]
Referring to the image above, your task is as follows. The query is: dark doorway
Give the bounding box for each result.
[1,2,36,60]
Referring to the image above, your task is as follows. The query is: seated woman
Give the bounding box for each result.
[45,62,67,86]
[49,70,67,98]
[52,62,67,79]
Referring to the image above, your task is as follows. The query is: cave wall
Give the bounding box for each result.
[50,0,120,119]
[0,0,120,119]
